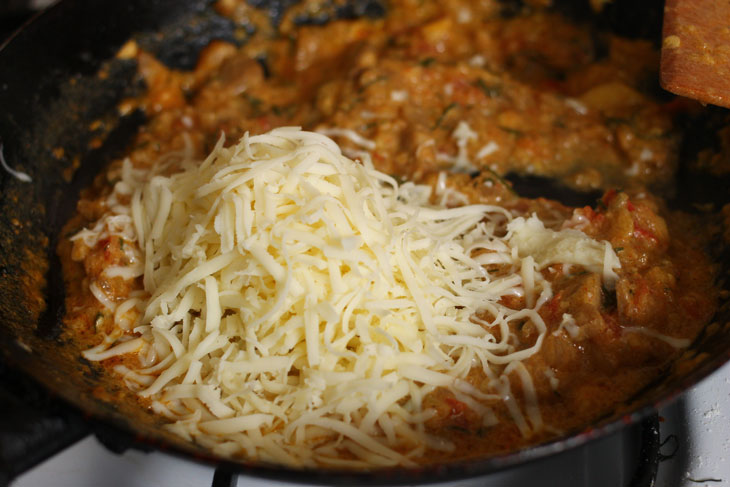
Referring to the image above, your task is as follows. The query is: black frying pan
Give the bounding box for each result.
[0,0,729,484]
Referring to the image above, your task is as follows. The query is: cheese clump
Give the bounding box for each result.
[78,127,621,467]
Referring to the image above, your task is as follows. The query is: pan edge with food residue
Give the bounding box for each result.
[1,0,729,481]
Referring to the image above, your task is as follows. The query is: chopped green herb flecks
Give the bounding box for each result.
[433,102,458,129]
[475,78,502,98]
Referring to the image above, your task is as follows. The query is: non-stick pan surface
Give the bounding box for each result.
[0,0,728,484]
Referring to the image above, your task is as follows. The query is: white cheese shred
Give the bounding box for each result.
[77,127,624,467]
[622,327,691,348]
[0,143,31,183]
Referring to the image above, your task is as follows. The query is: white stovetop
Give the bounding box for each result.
[15,362,730,487]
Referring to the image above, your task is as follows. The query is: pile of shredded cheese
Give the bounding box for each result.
[75,127,621,468]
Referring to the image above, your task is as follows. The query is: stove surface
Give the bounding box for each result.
[655,361,730,487]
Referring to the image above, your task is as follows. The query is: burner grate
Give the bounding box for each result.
[0,360,89,487]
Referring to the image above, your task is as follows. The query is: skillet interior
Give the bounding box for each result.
[0,0,729,483]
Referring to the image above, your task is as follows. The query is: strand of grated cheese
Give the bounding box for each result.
[77,127,625,468]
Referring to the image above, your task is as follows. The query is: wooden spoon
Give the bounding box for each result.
[660,0,730,108]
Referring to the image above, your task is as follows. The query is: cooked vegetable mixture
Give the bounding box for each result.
[58,0,718,467]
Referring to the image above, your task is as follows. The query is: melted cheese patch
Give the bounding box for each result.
[508,215,620,287]
[78,127,623,468]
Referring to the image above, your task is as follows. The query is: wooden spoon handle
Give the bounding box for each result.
[660,0,730,108]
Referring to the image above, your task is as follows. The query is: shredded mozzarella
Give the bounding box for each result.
[315,127,376,150]
[508,215,620,288]
[554,313,580,339]
[77,127,625,467]
[476,141,499,159]
[437,120,479,172]
[622,327,691,348]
